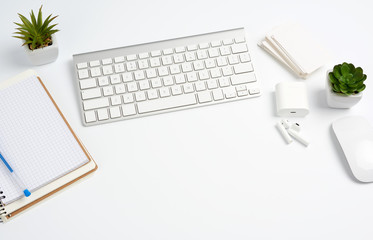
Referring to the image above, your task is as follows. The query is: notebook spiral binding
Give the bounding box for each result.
[0,188,8,223]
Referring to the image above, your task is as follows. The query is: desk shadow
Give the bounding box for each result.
[315,89,329,109]
[329,126,367,184]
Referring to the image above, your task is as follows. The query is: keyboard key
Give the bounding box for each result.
[151,78,162,88]
[162,76,174,86]
[174,74,186,84]
[197,91,212,103]
[134,70,145,80]
[222,66,233,76]
[220,46,231,56]
[90,67,101,77]
[123,93,134,103]
[175,46,186,53]
[162,56,173,65]
[187,44,198,51]
[102,65,113,75]
[207,79,218,89]
[126,62,137,71]
[224,87,237,99]
[103,86,114,96]
[158,67,169,77]
[80,78,96,89]
[77,62,88,69]
[186,72,198,82]
[150,57,161,67]
[97,108,109,120]
[210,41,221,47]
[228,55,239,65]
[139,80,151,90]
[90,60,100,67]
[170,65,181,74]
[159,87,171,97]
[173,54,184,63]
[127,82,138,92]
[122,72,134,82]
[78,69,89,79]
[115,84,126,94]
[110,74,121,84]
[239,53,251,63]
[181,63,193,72]
[198,70,209,80]
[110,106,121,118]
[230,73,256,85]
[98,76,109,86]
[223,39,234,45]
[111,95,122,105]
[195,81,207,91]
[81,88,101,100]
[83,98,109,110]
[249,88,260,95]
[216,57,228,66]
[183,83,194,93]
[231,43,248,54]
[151,50,162,57]
[135,92,146,101]
[122,104,137,116]
[102,58,112,65]
[219,77,230,87]
[147,89,159,99]
[233,63,253,74]
[114,63,125,73]
[185,52,196,62]
[171,85,182,95]
[210,68,221,78]
[114,56,125,63]
[193,61,204,71]
[196,50,208,59]
[139,52,149,59]
[208,48,219,58]
[146,68,157,78]
[138,59,149,69]
[235,37,245,43]
[84,111,96,123]
[212,89,224,100]
[137,94,197,114]
[237,90,248,97]
[199,43,209,49]
[127,54,137,61]
[163,48,173,55]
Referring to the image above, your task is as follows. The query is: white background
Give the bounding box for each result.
[1,0,373,239]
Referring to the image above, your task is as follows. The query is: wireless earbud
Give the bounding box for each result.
[288,128,309,147]
[276,119,309,147]
[276,121,293,144]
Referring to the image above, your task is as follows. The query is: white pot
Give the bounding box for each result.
[23,34,59,65]
[326,70,363,108]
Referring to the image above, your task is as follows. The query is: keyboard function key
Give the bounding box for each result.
[199,43,209,49]
[223,39,234,45]
[175,46,186,53]
[77,62,88,69]
[102,58,113,65]
[150,50,162,57]
[210,41,221,47]
[187,44,198,51]
[139,52,150,59]
[163,48,173,55]
[114,56,125,63]
[127,54,137,61]
[90,60,100,67]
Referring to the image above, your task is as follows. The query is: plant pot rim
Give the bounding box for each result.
[23,34,57,53]
[326,69,363,98]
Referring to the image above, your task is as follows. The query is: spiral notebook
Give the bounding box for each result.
[0,70,97,222]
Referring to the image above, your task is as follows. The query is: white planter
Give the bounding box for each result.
[326,70,363,108]
[23,34,59,65]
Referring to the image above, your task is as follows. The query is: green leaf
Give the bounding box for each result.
[333,65,342,79]
[329,72,338,84]
[357,84,366,92]
[341,63,350,77]
[37,5,43,31]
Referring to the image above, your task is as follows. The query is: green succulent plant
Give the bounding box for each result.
[329,62,367,95]
[13,6,59,51]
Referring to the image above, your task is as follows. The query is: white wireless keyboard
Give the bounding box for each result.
[73,28,261,126]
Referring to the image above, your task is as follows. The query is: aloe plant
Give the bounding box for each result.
[329,62,367,95]
[13,6,59,50]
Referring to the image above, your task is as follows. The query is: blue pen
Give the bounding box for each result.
[0,151,31,197]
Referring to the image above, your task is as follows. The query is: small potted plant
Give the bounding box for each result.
[13,6,60,65]
[326,62,367,108]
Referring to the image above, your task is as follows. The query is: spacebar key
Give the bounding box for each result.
[137,94,197,114]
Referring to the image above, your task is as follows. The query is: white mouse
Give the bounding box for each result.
[332,116,373,182]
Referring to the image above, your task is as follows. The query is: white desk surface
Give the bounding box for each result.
[1,0,373,239]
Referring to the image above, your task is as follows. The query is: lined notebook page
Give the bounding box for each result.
[0,75,88,204]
